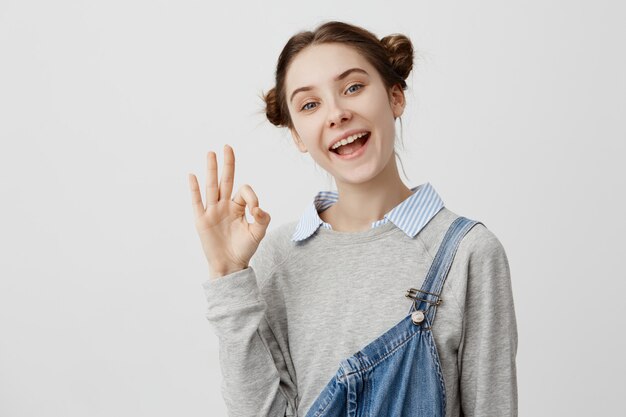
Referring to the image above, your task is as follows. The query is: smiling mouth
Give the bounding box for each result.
[330,132,371,155]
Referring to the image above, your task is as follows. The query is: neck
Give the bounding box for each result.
[321,156,413,232]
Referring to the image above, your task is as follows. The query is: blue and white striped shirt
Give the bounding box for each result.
[291,182,445,242]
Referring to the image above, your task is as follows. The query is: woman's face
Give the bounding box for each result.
[285,42,405,186]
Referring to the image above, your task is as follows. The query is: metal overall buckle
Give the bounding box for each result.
[405,288,443,328]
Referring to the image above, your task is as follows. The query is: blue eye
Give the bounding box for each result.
[346,83,363,93]
[301,102,317,111]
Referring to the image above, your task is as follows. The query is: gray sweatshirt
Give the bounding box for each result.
[202,207,518,416]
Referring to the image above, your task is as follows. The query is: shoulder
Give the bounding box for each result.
[260,219,299,256]
[426,208,513,318]
[248,219,299,284]
[440,209,512,303]
[419,206,508,263]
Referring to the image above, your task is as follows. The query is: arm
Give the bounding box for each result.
[190,145,295,415]
[203,239,298,417]
[457,227,518,416]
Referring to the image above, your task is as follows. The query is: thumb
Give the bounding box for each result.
[250,206,271,235]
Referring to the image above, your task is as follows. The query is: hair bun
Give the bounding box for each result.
[380,34,414,82]
[263,87,286,127]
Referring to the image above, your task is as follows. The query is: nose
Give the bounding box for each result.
[326,98,352,128]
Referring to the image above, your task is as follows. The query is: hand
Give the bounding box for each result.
[188,144,271,279]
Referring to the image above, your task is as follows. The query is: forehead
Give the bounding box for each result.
[285,43,375,93]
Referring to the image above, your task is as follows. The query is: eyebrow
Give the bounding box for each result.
[289,67,369,104]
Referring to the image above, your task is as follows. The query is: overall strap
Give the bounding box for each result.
[406,216,484,327]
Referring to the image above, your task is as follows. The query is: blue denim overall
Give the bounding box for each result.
[304,216,483,417]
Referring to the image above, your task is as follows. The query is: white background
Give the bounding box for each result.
[1,0,624,416]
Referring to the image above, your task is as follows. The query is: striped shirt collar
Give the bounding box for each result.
[291,182,444,242]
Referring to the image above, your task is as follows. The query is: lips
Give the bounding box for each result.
[330,132,370,154]
[328,130,371,151]
[330,132,371,159]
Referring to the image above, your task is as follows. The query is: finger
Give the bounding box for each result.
[232,185,271,240]
[219,144,235,202]
[231,184,258,217]
[250,206,271,236]
[206,151,219,206]
[188,173,205,220]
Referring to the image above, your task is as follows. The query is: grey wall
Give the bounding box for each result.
[1,0,624,415]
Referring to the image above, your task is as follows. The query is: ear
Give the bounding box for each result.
[389,84,406,119]
[290,128,308,153]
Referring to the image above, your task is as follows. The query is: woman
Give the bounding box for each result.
[188,20,518,417]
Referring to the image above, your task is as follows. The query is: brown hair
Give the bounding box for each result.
[261,20,415,129]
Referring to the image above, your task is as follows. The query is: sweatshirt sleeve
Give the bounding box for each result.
[202,232,298,417]
[457,227,518,416]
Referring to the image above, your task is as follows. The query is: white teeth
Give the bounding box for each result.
[331,132,369,150]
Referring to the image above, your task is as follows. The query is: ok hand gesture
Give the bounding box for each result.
[188,145,271,279]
